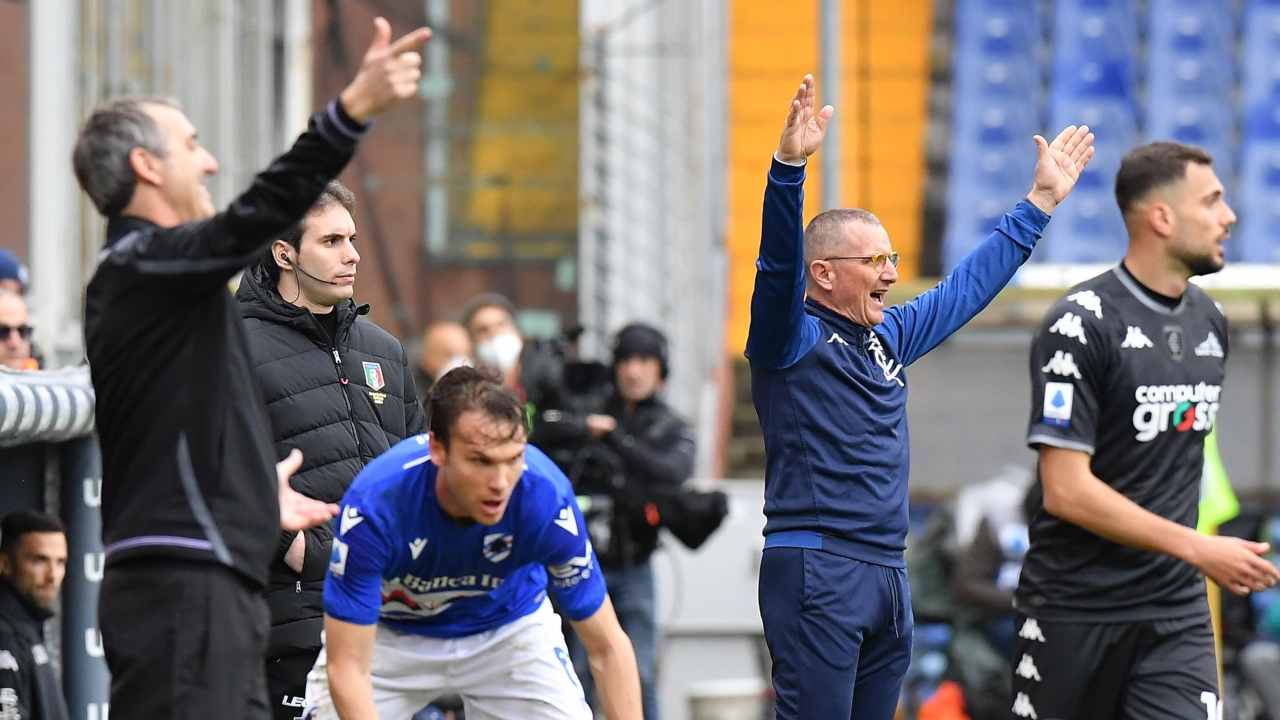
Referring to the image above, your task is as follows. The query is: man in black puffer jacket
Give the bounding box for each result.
[235,180,425,719]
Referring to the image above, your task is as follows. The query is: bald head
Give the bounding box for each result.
[421,321,472,380]
[803,208,883,270]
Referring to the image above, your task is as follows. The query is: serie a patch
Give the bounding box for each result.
[1042,381,1073,427]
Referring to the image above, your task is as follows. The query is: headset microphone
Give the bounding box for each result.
[283,254,342,286]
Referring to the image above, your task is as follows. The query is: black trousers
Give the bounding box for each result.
[265,649,321,720]
[99,559,271,720]
[1009,611,1219,720]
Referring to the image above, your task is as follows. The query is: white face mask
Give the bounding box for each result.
[475,333,523,373]
[435,354,472,381]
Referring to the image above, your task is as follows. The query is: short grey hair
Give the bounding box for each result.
[72,96,181,217]
[803,208,883,268]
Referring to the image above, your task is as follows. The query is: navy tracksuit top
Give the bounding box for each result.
[746,158,1050,567]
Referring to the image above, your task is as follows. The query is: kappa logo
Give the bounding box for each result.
[1048,312,1088,345]
[1121,326,1154,349]
[827,332,848,346]
[0,650,16,672]
[1194,331,1224,358]
[1018,618,1046,643]
[409,537,428,559]
[1015,653,1042,682]
[554,506,579,536]
[1067,289,1103,319]
[340,506,364,536]
[1040,350,1082,379]
[1012,692,1038,719]
[30,644,47,665]
[483,533,514,563]
[362,361,386,391]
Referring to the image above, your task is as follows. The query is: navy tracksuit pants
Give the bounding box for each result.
[759,547,913,720]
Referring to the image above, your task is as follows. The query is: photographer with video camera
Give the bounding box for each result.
[529,322,696,719]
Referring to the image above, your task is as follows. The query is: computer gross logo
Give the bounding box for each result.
[1132,383,1221,442]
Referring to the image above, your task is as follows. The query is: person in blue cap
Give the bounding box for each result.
[0,249,28,296]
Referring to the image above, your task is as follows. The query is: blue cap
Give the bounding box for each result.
[0,249,28,292]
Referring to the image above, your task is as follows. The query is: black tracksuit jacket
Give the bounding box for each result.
[84,99,367,587]
[235,264,424,656]
[0,578,69,720]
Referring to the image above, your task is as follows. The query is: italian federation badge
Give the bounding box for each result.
[362,361,388,405]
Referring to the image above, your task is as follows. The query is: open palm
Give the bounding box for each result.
[776,74,835,164]
[1028,125,1096,211]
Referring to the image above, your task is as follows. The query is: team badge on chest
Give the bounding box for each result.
[1163,326,1184,362]
[362,361,388,405]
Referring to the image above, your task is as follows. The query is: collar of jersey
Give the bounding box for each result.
[1110,265,1188,316]
[805,298,875,340]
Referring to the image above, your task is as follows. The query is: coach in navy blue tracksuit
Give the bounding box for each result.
[746,74,1096,719]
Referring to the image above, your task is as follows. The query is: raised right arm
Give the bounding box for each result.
[744,74,832,369]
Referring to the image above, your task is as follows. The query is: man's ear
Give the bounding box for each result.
[1146,201,1176,238]
[428,433,447,467]
[271,240,293,270]
[808,259,835,291]
[0,553,11,578]
[127,147,164,186]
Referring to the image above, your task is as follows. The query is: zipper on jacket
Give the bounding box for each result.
[295,580,302,593]
[331,347,363,457]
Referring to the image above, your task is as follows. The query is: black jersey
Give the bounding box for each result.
[1017,265,1228,622]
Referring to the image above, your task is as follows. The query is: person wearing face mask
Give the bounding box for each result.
[415,320,473,405]
[461,293,525,392]
[746,74,1095,720]
[235,180,425,720]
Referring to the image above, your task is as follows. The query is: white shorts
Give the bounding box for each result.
[304,600,591,720]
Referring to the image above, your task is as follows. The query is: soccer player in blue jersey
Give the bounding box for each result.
[304,366,641,720]
[746,74,1095,719]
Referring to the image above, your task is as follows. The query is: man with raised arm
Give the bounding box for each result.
[746,74,1094,719]
[74,17,430,718]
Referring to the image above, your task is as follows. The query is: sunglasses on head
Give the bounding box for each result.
[821,252,901,270]
[0,324,32,340]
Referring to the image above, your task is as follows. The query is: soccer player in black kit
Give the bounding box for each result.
[1013,142,1280,720]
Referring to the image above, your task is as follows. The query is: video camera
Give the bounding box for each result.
[522,326,726,557]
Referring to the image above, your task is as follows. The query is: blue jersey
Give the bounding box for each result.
[747,157,1049,566]
[323,435,606,638]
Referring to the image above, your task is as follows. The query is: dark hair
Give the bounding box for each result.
[612,322,670,378]
[428,365,527,448]
[73,96,181,217]
[803,208,883,268]
[1,511,65,558]
[1114,142,1214,216]
[459,293,517,334]
[258,180,357,283]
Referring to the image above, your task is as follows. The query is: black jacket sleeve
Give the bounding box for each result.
[605,411,696,492]
[0,634,35,720]
[402,350,426,436]
[101,99,368,295]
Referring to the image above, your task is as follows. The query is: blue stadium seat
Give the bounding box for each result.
[943,192,1022,270]
[1146,100,1235,181]
[1053,0,1140,68]
[1243,0,1280,104]
[1041,190,1129,263]
[1234,146,1280,262]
